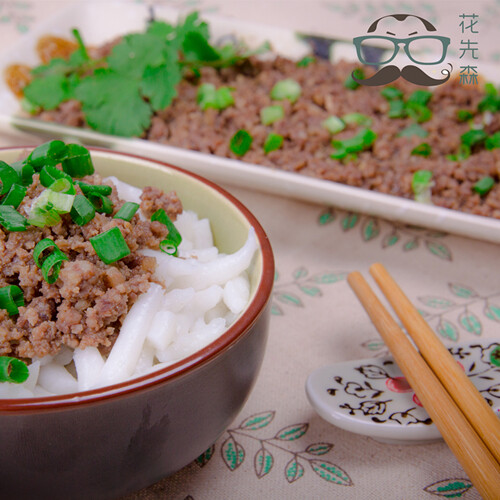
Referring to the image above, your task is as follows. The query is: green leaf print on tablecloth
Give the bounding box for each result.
[0,1,34,33]
[318,207,453,261]
[272,267,348,315]
[196,411,353,486]
[418,283,500,341]
[423,478,473,498]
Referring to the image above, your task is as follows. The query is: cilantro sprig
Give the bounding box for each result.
[21,12,268,137]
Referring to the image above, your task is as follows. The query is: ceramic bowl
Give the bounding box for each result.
[0,147,274,500]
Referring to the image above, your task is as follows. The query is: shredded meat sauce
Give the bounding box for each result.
[0,171,182,360]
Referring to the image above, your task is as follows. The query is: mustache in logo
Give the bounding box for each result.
[353,63,453,86]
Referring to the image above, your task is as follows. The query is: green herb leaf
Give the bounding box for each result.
[107,33,166,79]
[141,48,182,111]
[230,129,253,156]
[263,133,284,153]
[75,70,152,136]
[23,74,71,110]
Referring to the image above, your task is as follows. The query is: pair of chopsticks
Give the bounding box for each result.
[347,263,500,500]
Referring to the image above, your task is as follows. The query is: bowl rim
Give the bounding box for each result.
[0,146,275,412]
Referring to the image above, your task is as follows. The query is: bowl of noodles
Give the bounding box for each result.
[0,143,274,500]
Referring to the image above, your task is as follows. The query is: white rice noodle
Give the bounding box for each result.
[104,176,142,205]
[37,364,78,395]
[142,226,257,290]
[2,202,257,397]
[74,347,105,392]
[98,283,164,387]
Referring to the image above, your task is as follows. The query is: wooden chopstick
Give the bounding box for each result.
[369,262,500,464]
[347,271,500,500]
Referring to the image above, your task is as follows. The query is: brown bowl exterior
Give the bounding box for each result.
[0,147,274,500]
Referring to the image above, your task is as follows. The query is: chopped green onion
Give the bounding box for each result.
[260,105,284,125]
[86,193,113,214]
[61,144,94,177]
[397,123,428,138]
[411,143,432,157]
[114,202,139,221]
[70,194,95,226]
[344,68,364,90]
[457,109,474,122]
[152,208,182,256]
[230,129,253,156]
[331,129,376,159]
[270,78,301,103]
[0,205,27,231]
[297,55,315,67]
[485,132,500,150]
[388,99,406,118]
[342,113,372,127]
[322,116,345,134]
[49,177,75,195]
[478,83,500,113]
[447,144,471,162]
[0,162,19,195]
[461,129,487,147]
[1,184,26,209]
[27,140,68,171]
[31,187,74,216]
[407,90,433,106]
[33,238,68,283]
[0,285,24,316]
[76,181,112,196]
[381,87,403,100]
[10,160,34,187]
[0,356,29,384]
[412,170,433,204]
[472,176,495,196]
[27,207,61,228]
[90,226,131,264]
[196,83,234,111]
[406,102,432,123]
[39,165,74,189]
[263,133,284,154]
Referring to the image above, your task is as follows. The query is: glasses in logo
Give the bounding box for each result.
[353,35,450,65]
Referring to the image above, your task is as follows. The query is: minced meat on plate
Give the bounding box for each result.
[0,171,182,360]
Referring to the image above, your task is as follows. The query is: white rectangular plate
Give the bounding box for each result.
[0,2,499,243]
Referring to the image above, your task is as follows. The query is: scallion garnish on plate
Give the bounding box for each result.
[411,170,434,204]
[472,176,495,196]
[230,129,253,156]
[263,133,283,154]
[260,105,284,125]
[270,78,301,103]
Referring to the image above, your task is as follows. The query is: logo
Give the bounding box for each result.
[352,14,453,86]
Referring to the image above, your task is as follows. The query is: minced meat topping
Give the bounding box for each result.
[0,172,182,360]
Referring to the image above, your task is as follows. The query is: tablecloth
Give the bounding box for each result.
[0,1,499,499]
